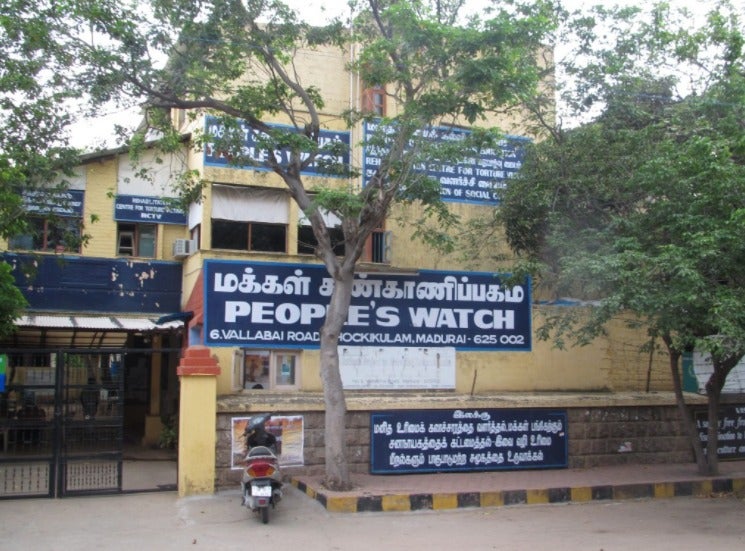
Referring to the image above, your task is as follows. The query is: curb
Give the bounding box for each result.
[291,476,745,513]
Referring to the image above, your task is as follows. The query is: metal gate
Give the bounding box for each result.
[0,349,125,498]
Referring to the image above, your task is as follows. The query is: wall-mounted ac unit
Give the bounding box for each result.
[173,239,196,258]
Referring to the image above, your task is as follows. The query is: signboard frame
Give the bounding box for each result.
[370,408,568,474]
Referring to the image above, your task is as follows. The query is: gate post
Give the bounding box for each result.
[177,346,220,496]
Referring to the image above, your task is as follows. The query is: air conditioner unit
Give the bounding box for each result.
[173,238,196,258]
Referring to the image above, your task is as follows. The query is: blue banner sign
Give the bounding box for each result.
[22,189,84,216]
[695,405,745,460]
[363,120,528,205]
[114,195,187,225]
[204,260,531,350]
[203,116,350,177]
[0,354,6,392]
[370,408,568,474]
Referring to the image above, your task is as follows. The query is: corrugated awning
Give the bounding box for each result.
[15,314,184,331]
[5,313,184,349]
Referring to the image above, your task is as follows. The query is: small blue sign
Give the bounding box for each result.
[22,189,84,216]
[0,354,6,392]
[114,195,187,225]
[370,408,568,474]
[695,405,745,460]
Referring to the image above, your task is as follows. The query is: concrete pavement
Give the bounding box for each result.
[2,468,745,551]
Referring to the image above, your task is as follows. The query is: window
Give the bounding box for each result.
[211,220,287,252]
[362,228,391,264]
[362,85,386,116]
[116,223,156,257]
[297,225,345,256]
[9,215,82,253]
[210,185,289,253]
[274,353,298,388]
[297,199,344,256]
[234,350,300,390]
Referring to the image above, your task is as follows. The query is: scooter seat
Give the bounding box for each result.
[247,445,276,459]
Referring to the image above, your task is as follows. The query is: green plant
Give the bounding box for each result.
[158,415,178,449]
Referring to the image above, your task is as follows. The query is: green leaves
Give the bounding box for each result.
[500,1,745,361]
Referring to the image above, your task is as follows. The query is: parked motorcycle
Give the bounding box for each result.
[241,413,283,524]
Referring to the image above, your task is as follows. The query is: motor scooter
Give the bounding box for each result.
[241,414,283,524]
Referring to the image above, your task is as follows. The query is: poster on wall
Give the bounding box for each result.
[689,352,745,394]
[205,260,531,351]
[231,415,305,469]
[695,405,745,460]
[370,408,567,474]
[339,346,456,390]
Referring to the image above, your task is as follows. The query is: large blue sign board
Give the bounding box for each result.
[204,260,531,350]
[363,120,529,205]
[370,408,568,474]
[203,116,350,177]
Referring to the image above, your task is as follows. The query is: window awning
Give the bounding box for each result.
[5,313,184,349]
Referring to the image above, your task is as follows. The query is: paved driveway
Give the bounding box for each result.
[1,486,744,550]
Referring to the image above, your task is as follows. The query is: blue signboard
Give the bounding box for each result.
[4,252,183,314]
[204,260,531,350]
[22,189,84,216]
[370,408,568,474]
[695,405,745,460]
[114,195,187,225]
[363,120,529,206]
[0,354,6,392]
[203,116,350,177]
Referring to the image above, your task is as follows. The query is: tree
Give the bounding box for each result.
[28,0,556,489]
[496,1,745,475]
[1,1,103,333]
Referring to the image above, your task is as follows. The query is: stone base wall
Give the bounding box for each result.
[216,404,692,489]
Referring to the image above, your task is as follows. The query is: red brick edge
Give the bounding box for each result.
[177,345,221,376]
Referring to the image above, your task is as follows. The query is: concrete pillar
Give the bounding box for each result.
[143,334,163,447]
[177,346,220,496]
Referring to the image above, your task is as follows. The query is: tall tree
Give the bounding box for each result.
[28,0,556,489]
[0,1,88,333]
[495,1,745,475]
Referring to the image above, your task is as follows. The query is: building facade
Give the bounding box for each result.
[0,40,692,498]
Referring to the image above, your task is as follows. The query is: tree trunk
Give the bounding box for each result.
[702,356,739,476]
[704,384,721,476]
[666,344,708,474]
[318,270,354,491]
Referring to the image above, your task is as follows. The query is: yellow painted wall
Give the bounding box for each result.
[178,374,217,496]
[82,157,119,258]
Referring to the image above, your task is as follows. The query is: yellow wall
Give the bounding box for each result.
[210,310,668,396]
[178,374,217,496]
[82,157,118,258]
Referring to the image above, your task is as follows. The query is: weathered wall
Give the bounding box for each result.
[214,392,700,490]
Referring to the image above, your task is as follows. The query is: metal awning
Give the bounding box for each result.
[4,313,184,349]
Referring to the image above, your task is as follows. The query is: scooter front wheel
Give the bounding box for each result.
[261,506,269,524]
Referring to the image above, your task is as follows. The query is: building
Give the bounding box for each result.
[0,38,697,499]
